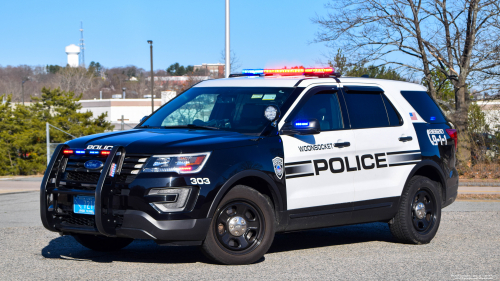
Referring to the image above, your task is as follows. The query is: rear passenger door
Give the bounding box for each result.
[340,85,420,203]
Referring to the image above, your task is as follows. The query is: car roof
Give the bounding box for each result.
[194,76,427,91]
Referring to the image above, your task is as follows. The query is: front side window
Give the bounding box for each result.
[289,91,344,131]
[140,87,295,134]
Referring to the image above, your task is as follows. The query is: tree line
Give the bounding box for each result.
[0,88,113,175]
[314,0,500,169]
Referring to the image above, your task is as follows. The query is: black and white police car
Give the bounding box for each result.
[41,67,458,265]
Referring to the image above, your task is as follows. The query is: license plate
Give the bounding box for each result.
[73,195,95,215]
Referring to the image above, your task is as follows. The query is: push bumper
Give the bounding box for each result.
[41,144,210,242]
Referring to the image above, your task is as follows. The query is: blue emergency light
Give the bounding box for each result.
[242,69,264,76]
[295,121,309,127]
[89,151,99,155]
[75,150,85,155]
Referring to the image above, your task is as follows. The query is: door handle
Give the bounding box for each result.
[399,136,413,142]
[334,142,351,148]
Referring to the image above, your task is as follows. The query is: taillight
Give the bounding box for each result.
[445,129,457,151]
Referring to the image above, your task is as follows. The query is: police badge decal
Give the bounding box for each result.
[272,157,284,179]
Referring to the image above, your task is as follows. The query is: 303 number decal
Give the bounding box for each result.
[190,178,210,184]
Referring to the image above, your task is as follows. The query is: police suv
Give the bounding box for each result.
[41,67,458,265]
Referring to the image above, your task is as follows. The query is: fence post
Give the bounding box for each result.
[46,122,50,166]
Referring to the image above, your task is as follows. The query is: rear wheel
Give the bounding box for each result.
[389,175,442,244]
[201,185,275,265]
[73,234,133,251]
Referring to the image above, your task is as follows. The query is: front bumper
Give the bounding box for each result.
[117,210,210,240]
[40,144,210,241]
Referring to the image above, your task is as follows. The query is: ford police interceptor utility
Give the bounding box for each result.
[40,67,458,265]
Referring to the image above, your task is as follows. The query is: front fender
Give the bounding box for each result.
[206,169,283,218]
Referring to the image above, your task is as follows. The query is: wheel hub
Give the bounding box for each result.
[228,216,247,236]
[414,202,426,219]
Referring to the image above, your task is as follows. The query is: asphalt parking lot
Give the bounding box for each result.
[0,191,498,280]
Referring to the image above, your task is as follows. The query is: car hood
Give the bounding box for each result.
[66,129,259,154]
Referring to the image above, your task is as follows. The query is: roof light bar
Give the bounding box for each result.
[240,67,335,77]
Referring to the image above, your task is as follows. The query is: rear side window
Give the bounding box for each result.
[400,91,447,123]
[381,94,402,126]
[343,92,389,129]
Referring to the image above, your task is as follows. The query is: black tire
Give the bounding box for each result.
[389,175,442,244]
[201,185,276,265]
[73,234,133,251]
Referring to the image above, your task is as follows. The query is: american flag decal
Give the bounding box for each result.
[409,112,418,120]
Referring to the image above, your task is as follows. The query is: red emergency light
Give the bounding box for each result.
[260,67,334,76]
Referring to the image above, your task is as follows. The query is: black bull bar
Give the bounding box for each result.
[40,144,125,237]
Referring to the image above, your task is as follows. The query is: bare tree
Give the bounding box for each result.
[313,0,500,162]
[220,50,242,74]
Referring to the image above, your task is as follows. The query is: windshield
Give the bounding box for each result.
[140,87,295,134]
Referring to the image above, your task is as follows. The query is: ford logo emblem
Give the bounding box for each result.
[84,160,104,170]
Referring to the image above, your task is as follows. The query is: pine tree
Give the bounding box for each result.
[0,88,113,175]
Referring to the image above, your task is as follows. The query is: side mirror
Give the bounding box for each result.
[280,119,320,135]
[140,116,148,123]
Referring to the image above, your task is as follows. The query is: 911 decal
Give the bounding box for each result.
[427,129,447,146]
[190,178,210,184]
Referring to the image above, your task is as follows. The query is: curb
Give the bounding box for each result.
[459,182,500,187]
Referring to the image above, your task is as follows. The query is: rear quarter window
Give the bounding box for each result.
[400,91,447,123]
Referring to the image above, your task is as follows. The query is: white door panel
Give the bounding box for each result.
[351,114,420,202]
[283,131,355,210]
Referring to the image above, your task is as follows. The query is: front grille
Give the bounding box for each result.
[66,171,100,183]
[61,153,149,185]
[62,214,95,227]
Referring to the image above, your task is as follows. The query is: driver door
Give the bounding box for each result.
[280,87,355,211]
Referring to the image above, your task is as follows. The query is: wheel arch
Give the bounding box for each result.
[207,170,284,219]
[402,160,447,204]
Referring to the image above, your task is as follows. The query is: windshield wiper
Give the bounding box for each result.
[162,125,220,130]
[137,125,161,129]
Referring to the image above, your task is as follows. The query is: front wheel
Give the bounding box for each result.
[73,234,133,251]
[201,185,276,265]
[389,175,442,244]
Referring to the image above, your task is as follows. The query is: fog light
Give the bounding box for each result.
[148,187,191,213]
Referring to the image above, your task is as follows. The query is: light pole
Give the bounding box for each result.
[148,40,154,113]
[225,0,230,78]
[21,77,30,106]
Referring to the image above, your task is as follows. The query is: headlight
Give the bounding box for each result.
[142,152,211,174]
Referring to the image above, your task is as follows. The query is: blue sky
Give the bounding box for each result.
[0,0,332,71]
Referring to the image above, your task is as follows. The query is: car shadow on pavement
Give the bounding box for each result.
[41,222,394,264]
[41,236,213,264]
[268,222,396,254]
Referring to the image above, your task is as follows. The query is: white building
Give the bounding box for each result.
[65,44,80,67]
[78,99,163,131]
[477,100,500,131]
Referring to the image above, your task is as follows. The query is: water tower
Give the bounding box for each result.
[65,44,80,67]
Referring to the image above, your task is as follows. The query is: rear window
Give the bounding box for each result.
[400,91,447,123]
